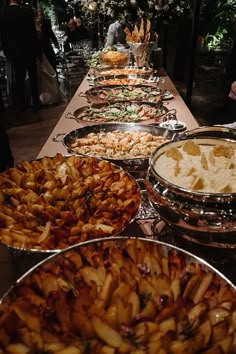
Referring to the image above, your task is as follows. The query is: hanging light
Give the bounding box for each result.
[87,1,97,11]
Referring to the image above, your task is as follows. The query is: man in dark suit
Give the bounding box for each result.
[0,0,40,111]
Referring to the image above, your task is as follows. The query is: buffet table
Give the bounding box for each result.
[37,70,199,159]
[37,71,236,284]
[0,70,235,299]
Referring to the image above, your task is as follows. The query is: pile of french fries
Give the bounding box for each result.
[125,18,158,43]
[1,238,236,353]
[0,154,141,250]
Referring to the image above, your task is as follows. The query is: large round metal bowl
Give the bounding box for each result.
[54,123,177,174]
[1,236,236,353]
[91,65,153,78]
[0,154,141,253]
[146,133,236,246]
[64,101,168,124]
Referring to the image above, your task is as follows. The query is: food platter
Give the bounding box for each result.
[1,236,235,353]
[146,136,236,242]
[65,101,168,123]
[81,84,173,104]
[99,49,129,66]
[92,74,165,86]
[0,154,141,252]
[92,65,154,77]
[54,122,176,164]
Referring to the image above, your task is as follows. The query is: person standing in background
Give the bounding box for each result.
[75,17,89,41]
[104,15,127,48]
[64,18,78,52]
[0,0,40,111]
[34,8,59,73]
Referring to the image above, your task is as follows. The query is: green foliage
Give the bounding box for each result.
[201,0,236,43]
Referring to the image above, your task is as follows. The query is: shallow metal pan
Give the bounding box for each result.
[91,65,154,78]
[1,236,235,354]
[65,101,168,124]
[91,74,165,86]
[147,136,236,241]
[80,84,173,104]
[0,154,141,254]
[53,122,177,172]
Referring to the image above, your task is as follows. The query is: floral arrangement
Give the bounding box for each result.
[80,0,191,21]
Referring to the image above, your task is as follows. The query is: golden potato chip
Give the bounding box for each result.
[213,145,234,159]
[183,140,201,156]
[166,147,183,161]
[191,176,204,190]
[186,167,196,176]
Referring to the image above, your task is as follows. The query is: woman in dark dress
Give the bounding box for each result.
[34,9,59,72]
[75,17,89,41]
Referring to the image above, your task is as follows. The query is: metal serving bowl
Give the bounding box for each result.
[53,123,177,174]
[1,236,235,353]
[92,74,165,86]
[91,65,154,78]
[80,84,172,105]
[181,125,236,140]
[0,154,141,254]
[146,131,236,245]
[64,101,168,124]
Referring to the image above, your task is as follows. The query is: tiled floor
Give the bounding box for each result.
[0,69,235,298]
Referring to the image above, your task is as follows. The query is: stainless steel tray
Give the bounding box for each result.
[146,136,236,242]
[80,84,173,104]
[91,74,165,86]
[0,154,141,253]
[1,236,235,354]
[91,65,154,77]
[53,122,177,168]
[65,101,168,124]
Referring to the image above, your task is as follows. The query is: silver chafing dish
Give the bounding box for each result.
[91,65,154,78]
[1,236,235,353]
[64,101,168,124]
[146,127,236,246]
[53,123,177,221]
[79,84,173,104]
[0,154,141,255]
[53,122,177,174]
[90,74,165,86]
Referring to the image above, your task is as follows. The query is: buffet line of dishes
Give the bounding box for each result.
[1,58,236,354]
